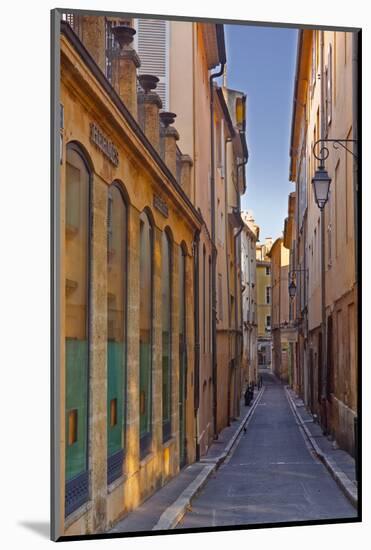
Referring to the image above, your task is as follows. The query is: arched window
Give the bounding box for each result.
[179,245,187,467]
[139,211,153,456]
[107,183,127,484]
[64,144,91,516]
[162,230,172,441]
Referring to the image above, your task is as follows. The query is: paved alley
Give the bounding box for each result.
[179,370,357,529]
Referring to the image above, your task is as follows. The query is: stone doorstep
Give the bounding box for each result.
[285,386,358,509]
[153,386,266,530]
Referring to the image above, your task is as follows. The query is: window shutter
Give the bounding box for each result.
[327,44,332,125]
[135,18,169,110]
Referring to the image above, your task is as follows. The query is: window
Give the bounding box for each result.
[327,220,332,268]
[65,144,90,516]
[327,44,333,127]
[266,266,271,276]
[266,286,271,305]
[139,211,153,456]
[107,183,127,483]
[266,315,271,330]
[179,246,187,467]
[162,231,172,442]
[311,32,316,94]
[135,18,169,110]
[218,273,223,321]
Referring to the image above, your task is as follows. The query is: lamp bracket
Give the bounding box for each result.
[289,268,308,281]
[313,139,358,162]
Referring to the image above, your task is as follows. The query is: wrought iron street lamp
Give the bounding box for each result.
[312,165,331,210]
[288,280,297,300]
[288,268,307,301]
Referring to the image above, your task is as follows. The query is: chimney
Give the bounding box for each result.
[180,154,193,198]
[80,16,106,73]
[137,75,163,153]
[111,25,141,119]
[159,112,180,178]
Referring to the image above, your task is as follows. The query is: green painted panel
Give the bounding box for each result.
[65,338,88,481]
[139,343,151,437]
[107,342,125,457]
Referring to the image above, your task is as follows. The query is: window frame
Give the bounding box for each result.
[139,209,154,458]
[64,141,93,517]
[162,228,173,442]
[266,285,271,305]
[106,181,128,484]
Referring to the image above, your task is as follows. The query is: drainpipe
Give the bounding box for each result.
[193,230,201,461]
[210,60,225,439]
[320,30,328,432]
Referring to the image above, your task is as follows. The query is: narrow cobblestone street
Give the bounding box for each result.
[179,370,357,528]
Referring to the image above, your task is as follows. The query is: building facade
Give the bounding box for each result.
[268,237,296,383]
[289,29,358,455]
[241,212,259,386]
[57,13,247,536]
[283,192,299,390]
[256,238,272,369]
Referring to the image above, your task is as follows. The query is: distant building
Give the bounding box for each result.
[256,238,273,369]
[268,237,296,382]
[283,192,299,390]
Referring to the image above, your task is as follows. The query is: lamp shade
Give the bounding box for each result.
[312,166,331,209]
[288,280,296,299]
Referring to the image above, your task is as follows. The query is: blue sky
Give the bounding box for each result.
[225,24,298,242]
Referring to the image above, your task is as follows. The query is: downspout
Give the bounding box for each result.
[210,59,225,440]
[320,30,328,430]
[193,230,200,461]
[192,23,197,206]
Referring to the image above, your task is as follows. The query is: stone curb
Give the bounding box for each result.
[152,463,216,531]
[152,386,265,531]
[284,386,358,509]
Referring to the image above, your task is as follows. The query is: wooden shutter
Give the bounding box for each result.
[327,44,333,125]
[134,18,169,110]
